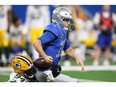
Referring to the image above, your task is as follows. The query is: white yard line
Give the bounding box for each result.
[0,65,116,72]
[62,65,116,71]
[0,67,13,72]
[78,79,101,82]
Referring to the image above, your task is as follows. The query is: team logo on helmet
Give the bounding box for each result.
[14,63,21,69]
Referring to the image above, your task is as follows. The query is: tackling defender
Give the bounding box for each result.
[9,54,47,82]
[33,6,84,82]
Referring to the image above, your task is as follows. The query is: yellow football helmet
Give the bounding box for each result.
[11,54,36,78]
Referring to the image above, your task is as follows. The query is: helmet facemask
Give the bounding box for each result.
[62,17,74,31]
[23,65,37,79]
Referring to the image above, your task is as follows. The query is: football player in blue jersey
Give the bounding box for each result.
[33,6,84,82]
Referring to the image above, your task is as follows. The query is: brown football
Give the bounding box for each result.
[33,57,52,70]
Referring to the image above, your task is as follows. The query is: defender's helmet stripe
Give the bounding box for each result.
[20,55,32,64]
[16,56,32,66]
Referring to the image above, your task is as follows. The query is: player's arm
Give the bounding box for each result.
[93,13,103,29]
[33,31,57,64]
[9,73,28,82]
[64,40,84,70]
[112,13,116,27]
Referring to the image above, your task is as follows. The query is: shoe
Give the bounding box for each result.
[103,60,110,66]
[64,60,71,67]
[112,55,116,62]
[93,60,99,66]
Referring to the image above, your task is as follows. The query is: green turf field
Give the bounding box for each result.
[62,71,116,82]
[0,70,116,82]
[0,74,9,82]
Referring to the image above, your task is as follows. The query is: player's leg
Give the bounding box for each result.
[103,35,112,65]
[0,33,3,66]
[30,28,39,60]
[34,69,49,82]
[2,30,10,66]
[30,28,43,60]
[4,46,10,66]
[0,47,4,66]
[93,33,104,65]
[53,74,79,82]
[103,48,110,65]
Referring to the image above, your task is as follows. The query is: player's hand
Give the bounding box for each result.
[101,25,107,31]
[44,55,53,64]
[76,58,84,71]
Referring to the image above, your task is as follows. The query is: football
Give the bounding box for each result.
[33,57,52,70]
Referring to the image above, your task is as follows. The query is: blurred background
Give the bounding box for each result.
[0,5,116,82]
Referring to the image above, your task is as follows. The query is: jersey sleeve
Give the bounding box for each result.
[38,31,57,44]
[63,39,70,51]
[44,24,59,37]
[9,72,28,82]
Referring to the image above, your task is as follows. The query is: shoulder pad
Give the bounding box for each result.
[44,23,60,37]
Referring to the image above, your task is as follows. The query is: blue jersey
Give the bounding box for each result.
[38,22,70,67]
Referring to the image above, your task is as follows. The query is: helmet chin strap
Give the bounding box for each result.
[26,74,34,78]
